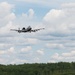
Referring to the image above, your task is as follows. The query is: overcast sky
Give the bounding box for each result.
[0,0,75,64]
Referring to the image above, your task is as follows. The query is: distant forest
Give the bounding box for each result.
[0,62,75,75]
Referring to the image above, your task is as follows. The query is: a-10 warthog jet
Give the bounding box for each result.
[10,26,44,33]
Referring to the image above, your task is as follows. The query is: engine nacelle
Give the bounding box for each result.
[22,27,25,30]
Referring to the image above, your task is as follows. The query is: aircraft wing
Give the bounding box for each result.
[10,29,19,31]
[31,28,45,32]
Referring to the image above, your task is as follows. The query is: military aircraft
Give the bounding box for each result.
[10,26,44,33]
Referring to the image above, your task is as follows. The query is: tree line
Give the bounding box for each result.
[0,62,75,75]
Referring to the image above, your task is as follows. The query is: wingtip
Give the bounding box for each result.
[42,28,45,29]
[10,29,12,31]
